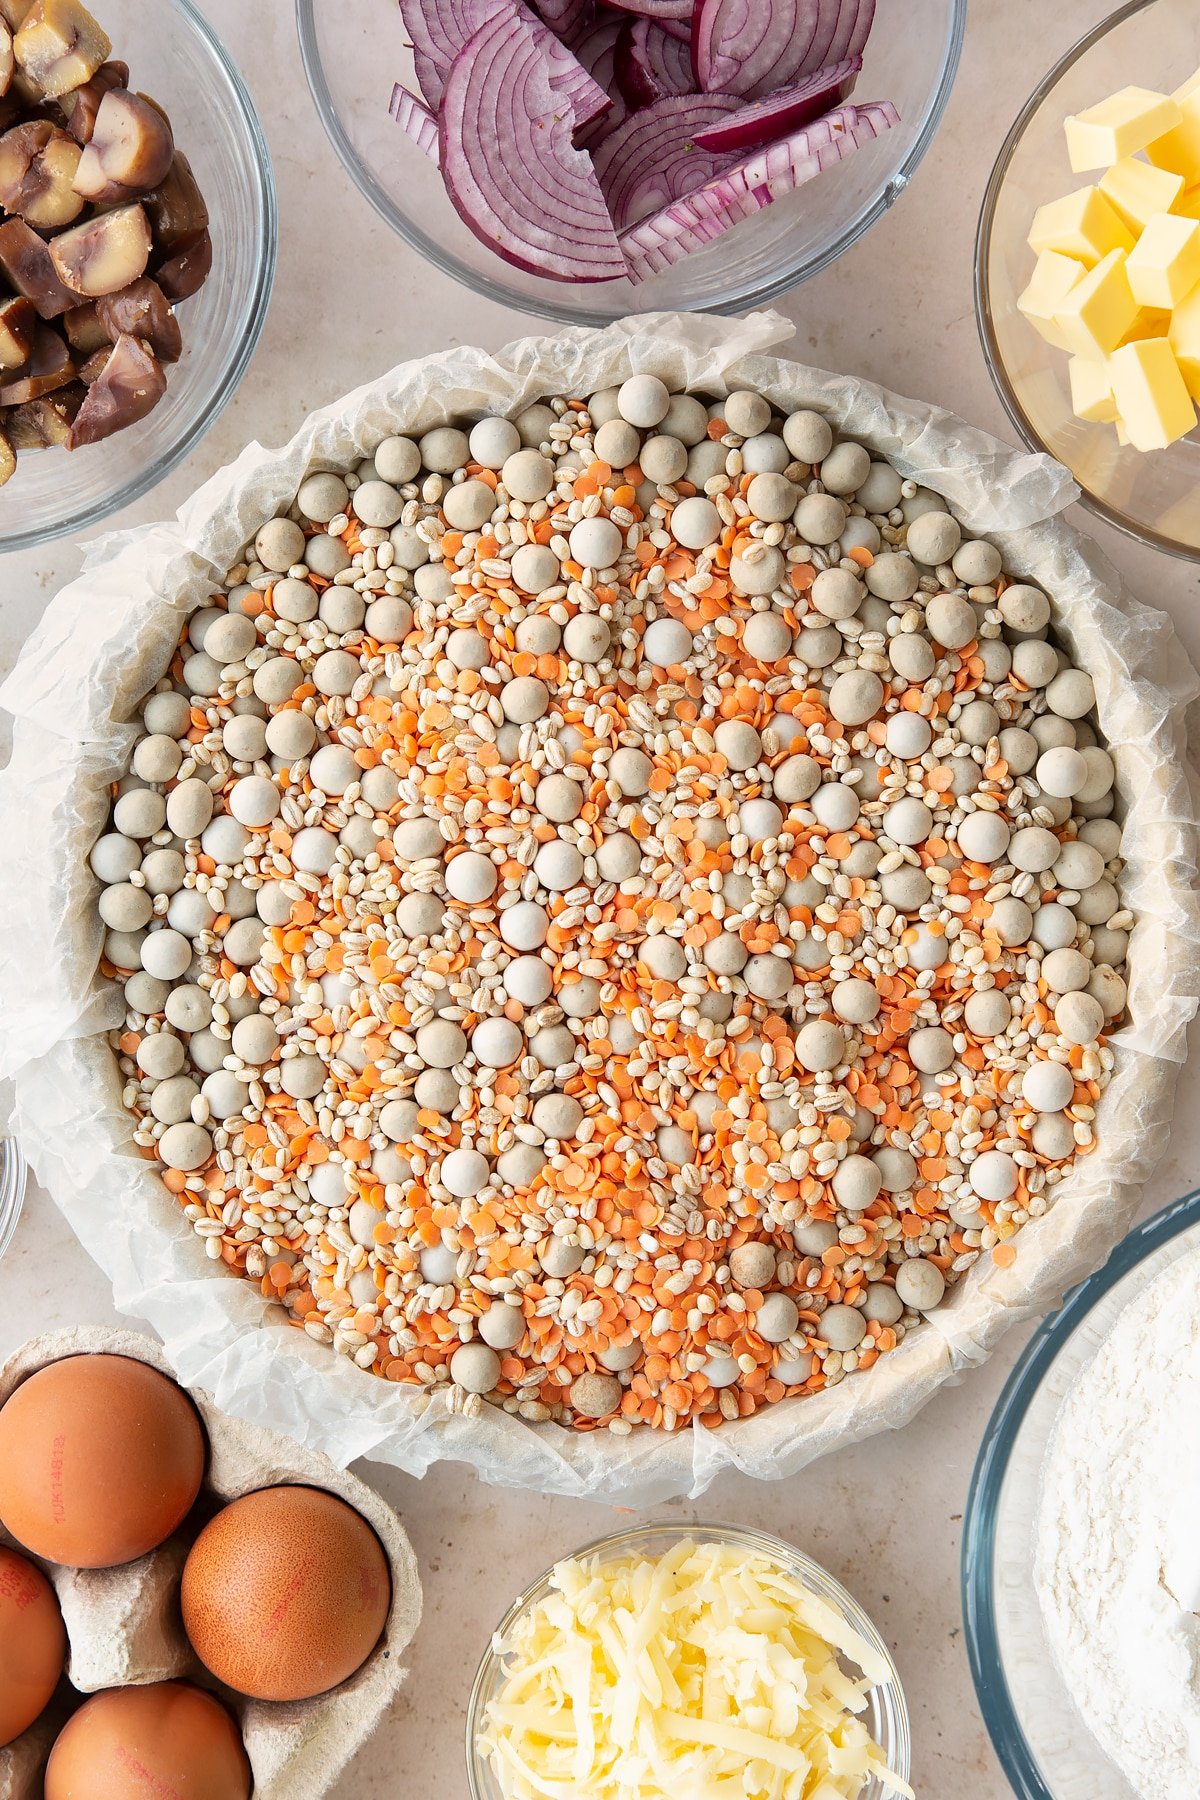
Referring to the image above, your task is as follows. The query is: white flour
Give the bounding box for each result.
[1036,1243,1200,1798]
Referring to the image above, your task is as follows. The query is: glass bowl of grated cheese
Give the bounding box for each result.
[466,1522,912,1800]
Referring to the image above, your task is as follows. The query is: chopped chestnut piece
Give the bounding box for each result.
[49,199,149,295]
[0,316,72,402]
[137,88,169,129]
[5,376,79,444]
[13,0,110,100]
[0,117,81,225]
[66,329,162,446]
[0,215,76,315]
[154,225,209,301]
[0,0,31,27]
[0,420,14,484]
[72,84,169,201]
[0,19,12,96]
[60,53,123,142]
[61,295,104,349]
[95,274,179,361]
[0,293,35,366]
[144,147,206,251]
[76,339,103,381]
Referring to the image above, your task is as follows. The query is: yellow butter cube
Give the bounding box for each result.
[1107,337,1197,449]
[1122,306,1174,343]
[1068,355,1119,423]
[1017,249,1086,349]
[1126,211,1200,307]
[1028,187,1135,265]
[1099,157,1184,232]
[1173,186,1200,220]
[1168,279,1200,402]
[1053,249,1138,355]
[1147,66,1200,179]
[1065,85,1182,171]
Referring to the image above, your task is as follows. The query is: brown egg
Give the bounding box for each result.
[45,1681,250,1800]
[181,1485,391,1700]
[0,1545,66,1746]
[0,1354,206,1568]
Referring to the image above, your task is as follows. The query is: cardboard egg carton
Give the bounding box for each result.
[0,1327,422,1800]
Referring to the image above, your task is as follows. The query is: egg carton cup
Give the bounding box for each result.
[1,308,1198,1506]
[0,1327,422,1800]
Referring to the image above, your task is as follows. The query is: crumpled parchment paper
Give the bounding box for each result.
[2,309,1198,1506]
[0,1327,421,1800]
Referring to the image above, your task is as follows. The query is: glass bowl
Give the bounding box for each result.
[0,0,277,554]
[297,0,965,325]
[465,1522,912,1799]
[976,0,1200,562]
[0,1137,27,1262]
[962,1187,1200,1799]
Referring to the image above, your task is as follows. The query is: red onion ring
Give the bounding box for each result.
[691,57,861,151]
[622,100,899,277]
[592,93,738,228]
[571,13,628,146]
[694,0,859,97]
[439,9,627,281]
[388,83,441,164]
[399,0,608,126]
[614,17,696,109]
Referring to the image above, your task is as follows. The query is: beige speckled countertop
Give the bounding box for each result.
[2,2,1198,1794]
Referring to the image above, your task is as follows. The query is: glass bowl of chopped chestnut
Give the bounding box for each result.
[0,0,276,551]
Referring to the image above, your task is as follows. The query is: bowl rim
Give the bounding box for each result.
[295,0,967,326]
[973,0,1200,566]
[463,1519,912,1799]
[0,1137,26,1263]
[960,1186,1200,1799]
[0,0,278,556]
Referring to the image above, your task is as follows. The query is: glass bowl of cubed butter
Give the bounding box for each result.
[977,0,1200,560]
[465,1523,912,1800]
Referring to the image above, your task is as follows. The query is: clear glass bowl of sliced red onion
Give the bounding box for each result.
[297,0,966,323]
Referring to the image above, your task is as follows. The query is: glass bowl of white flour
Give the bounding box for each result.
[962,1188,1200,1800]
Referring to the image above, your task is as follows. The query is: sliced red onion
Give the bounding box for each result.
[694,0,863,97]
[606,0,693,18]
[397,0,480,106]
[827,0,875,63]
[388,83,440,165]
[592,93,738,228]
[614,17,696,109]
[533,0,594,38]
[398,0,608,126]
[606,0,694,43]
[571,13,627,146]
[543,30,613,130]
[796,0,842,78]
[439,10,627,281]
[621,100,899,277]
[691,56,860,151]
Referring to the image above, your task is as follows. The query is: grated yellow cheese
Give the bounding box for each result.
[478,1540,913,1800]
